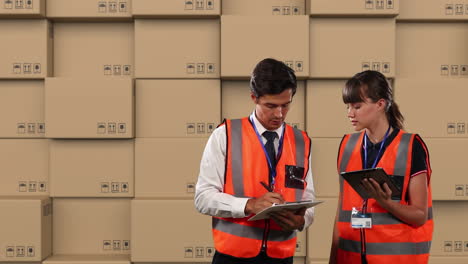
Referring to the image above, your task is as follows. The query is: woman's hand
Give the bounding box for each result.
[362,178,392,207]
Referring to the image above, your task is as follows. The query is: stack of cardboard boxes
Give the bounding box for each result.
[306,0,397,263]
[132,1,220,263]
[0,1,52,263]
[396,3,468,263]
[220,1,309,263]
[46,10,133,264]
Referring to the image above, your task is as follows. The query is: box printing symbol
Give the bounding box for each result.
[185,247,193,258]
[445,241,453,252]
[98,2,106,12]
[446,5,454,15]
[293,6,300,15]
[272,7,281,15]
[185,1,193,10]
[207,0,213,9]
[15,0,23,9]
[16,246,25,257]
[27,246,34,257]
[195,0,204,10]
[6,246,15,257]
[103,240,112,250]
[4,0,13,9]
[119,2,127,12]
[386,0,393,9]
[109,1,117,12]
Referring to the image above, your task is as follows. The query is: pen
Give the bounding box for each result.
[260,181,273,192]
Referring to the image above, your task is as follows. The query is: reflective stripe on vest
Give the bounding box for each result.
[231,119,245,197]
[339,238,432,255]
[213,218,295,242]
[293,127,306,201]
[338,207,433,225]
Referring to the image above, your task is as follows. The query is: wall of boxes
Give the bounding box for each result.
[0,0,466,264]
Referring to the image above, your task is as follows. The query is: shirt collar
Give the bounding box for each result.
[250,111,284,139]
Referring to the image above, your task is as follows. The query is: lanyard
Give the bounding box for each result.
[363,126,391,169]
[249,116,285,187]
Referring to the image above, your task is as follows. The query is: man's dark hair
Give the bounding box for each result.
[249,58,297,98]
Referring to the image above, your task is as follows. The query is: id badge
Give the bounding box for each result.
[351,207,372,229]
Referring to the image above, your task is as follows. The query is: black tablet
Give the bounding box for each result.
[340,168,402,199]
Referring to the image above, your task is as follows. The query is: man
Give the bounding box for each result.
[195,58,315,264]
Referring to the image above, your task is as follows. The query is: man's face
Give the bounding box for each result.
[252,88,293,130]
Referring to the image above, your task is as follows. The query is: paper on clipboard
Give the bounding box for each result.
[248,200,323,221]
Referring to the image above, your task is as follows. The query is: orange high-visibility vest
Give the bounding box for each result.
[212,118,311,259]
[337,130,433,264]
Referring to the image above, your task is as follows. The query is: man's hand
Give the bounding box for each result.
[270,207,306,231]
[245,192,285,215]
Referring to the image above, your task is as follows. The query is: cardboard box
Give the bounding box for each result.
[45,78,134,139]
[133,0,220,17]
[43,254,131,264]
[0,197,52,262]
[131,199,307,261]
[396,23,468,79]
[431,201,468,256]
[0,139,49,196]
[47,0,132,20]
[0,80,45,138]
[53,198,131,255]
[50,140,134,197]
[423,139,468,200]
[429,256,468,264]
[306,80,356,137]
[222,0,305,15]
[0,0,45,17]
[131,199,213,262]
[135,138,207,198]
[395,79,468,138]
[134,19,220,78]
[308,0,399,16]
[222,80,306,130]
[306,198,337,260]
[0,19,52,79]
[310,18,395,79]
[135,79,220,138]
[296,229,307,257]
[54,23,134,77]
[310,138,341,197]
[399,0,468,21]
[221,15,309,79]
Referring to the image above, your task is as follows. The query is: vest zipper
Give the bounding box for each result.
[261,219,270,252]
[360,199,368,264]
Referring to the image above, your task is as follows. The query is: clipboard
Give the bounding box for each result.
[248,200,323,221]
[340,167,402,199]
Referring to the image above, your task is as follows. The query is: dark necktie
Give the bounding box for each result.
[262,131,277,170]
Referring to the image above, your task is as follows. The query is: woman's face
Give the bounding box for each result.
[346,97,385,131]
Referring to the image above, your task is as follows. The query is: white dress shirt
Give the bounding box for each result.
[194,112,315,230]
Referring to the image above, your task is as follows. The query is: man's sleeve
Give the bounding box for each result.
[194,125,250,218]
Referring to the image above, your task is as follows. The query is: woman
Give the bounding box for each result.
[329,71,433,264]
